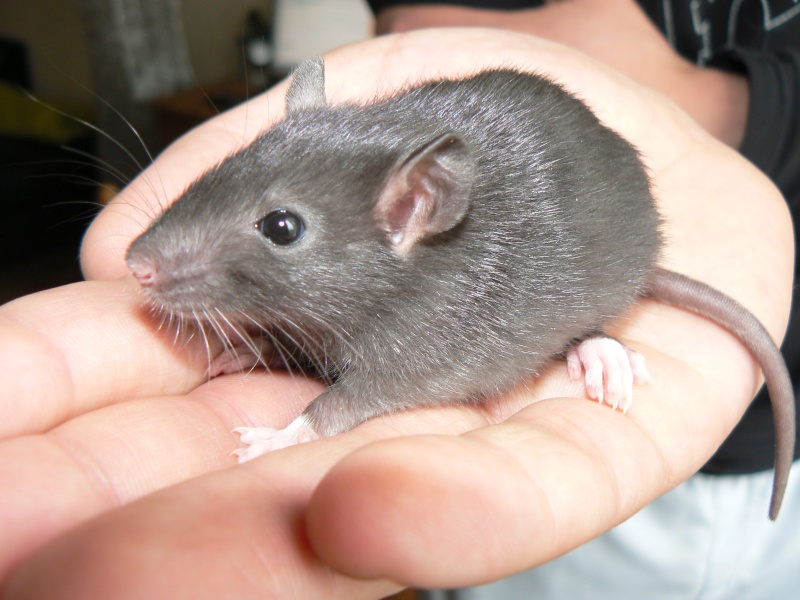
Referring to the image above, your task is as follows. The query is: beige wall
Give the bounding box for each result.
[0,0,94,106]
[180,0,274,85]
[0,0,274,109]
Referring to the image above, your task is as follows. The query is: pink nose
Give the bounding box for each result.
[129,258,158,288]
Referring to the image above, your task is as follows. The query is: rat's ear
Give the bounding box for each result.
[375,134,475,256]
[286,57,326,114]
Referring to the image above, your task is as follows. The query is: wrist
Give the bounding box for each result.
[375,6,495,34]
[670,65,750,148]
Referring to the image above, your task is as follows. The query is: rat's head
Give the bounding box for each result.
[126,58,476,336]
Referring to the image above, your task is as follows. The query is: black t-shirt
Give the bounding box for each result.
[369,0,800,475]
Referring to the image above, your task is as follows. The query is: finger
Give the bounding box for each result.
[1,347,737,598]
[0,294,776,596]
[1,403,492,600]
[304,355,729,588]
[0,369,322,579]
[0,279,208,438]
[3,449,396,599]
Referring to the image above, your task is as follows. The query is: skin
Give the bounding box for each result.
[0,29,793,598]
[375,0,750,148]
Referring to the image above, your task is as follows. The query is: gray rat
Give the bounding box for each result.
[126,58,795,519]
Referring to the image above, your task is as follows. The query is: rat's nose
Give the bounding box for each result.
[128,257,158,288]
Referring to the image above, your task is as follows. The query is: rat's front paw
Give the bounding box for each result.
[566,336,651,413]
[209,335,276,377]
[210,347,262,377]
[232,415,319,462]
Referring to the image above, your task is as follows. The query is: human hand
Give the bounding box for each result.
[1,28,792,598]
[375,0,750,147]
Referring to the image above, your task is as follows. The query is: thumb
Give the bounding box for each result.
[2,439,402,600]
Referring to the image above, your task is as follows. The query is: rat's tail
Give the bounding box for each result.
[646,267,796,521]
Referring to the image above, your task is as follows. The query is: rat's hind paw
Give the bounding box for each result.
[232,415,319,462]
[566,336,651,413]
[210,347,262,377]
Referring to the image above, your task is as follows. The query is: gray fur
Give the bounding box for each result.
[285,57,326,113]
[126,59,793,518]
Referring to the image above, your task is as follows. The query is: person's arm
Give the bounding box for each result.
[371,0,750,148]
[2,28,792,597]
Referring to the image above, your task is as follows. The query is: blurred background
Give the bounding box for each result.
[0,0,374,303]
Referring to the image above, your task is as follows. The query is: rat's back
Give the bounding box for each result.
[310,69,662,397]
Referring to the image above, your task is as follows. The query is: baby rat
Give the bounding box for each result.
[126,58,795,519]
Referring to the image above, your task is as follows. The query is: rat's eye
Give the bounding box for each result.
[257,209,305,246]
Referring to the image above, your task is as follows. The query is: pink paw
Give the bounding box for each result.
[566,337,651,413]
[232,415,319,462]
[210,347,262,377]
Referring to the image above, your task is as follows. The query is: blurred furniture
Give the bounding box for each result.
[150,79,251,147]
[78,0,195,180]
[0,37,95,302]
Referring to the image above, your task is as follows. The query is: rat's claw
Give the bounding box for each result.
[232,426,264,444]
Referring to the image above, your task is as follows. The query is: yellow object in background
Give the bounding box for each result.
[0,82,92,144]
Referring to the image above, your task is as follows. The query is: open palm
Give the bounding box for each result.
[0,28,792,599]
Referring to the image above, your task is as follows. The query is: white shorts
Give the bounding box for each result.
[424,461,800,599]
